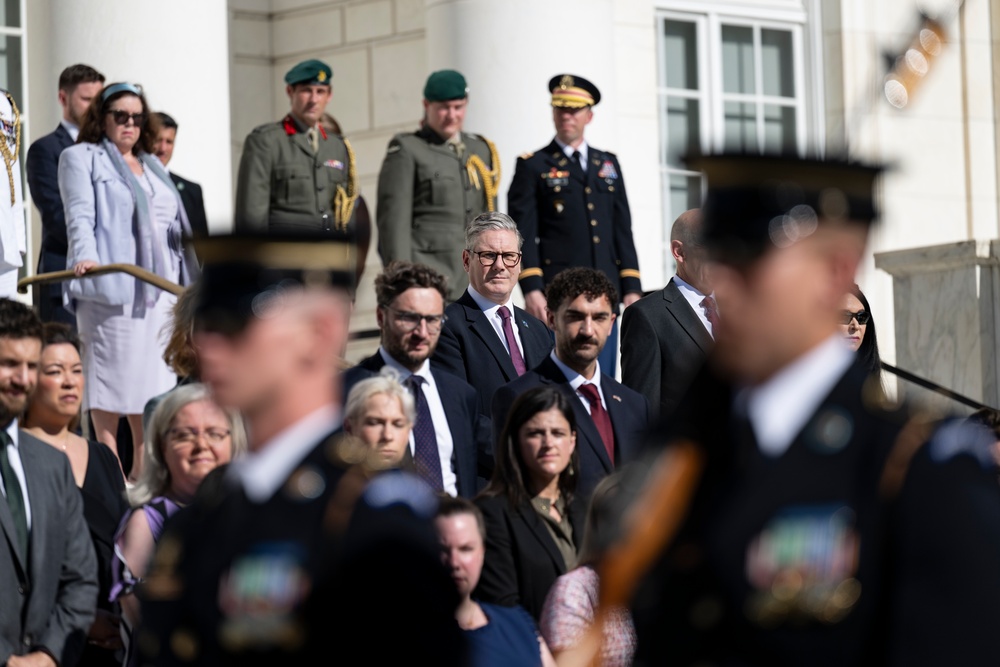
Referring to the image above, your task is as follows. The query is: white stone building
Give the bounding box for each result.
[14,0,1000,406]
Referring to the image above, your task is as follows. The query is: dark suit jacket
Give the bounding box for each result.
[475,493,585,621]
[345,353,482,498]
[492,356,650,499]
[27,124,74,257]
[433,289,553,417]
[620,278,713,420]
[0,431,97,664]
[170,172,208,238]
[507,139,641,297]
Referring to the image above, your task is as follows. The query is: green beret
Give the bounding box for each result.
[423,70,468,102]
[285,59,333,86]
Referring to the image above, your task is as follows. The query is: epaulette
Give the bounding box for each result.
[519,152,534,160]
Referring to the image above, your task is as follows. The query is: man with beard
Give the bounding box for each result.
[0,298,97,667]
[346,261,482,497]
[26,64,105,325]
[491,268,650,499]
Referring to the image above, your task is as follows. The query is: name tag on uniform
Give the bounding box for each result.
[542,168,570,188]
[324,159,344,170]
[598,160,618,180]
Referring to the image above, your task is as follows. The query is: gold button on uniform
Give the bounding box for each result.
[544,259,552,265]
[593,236,600,243]
[587,203,595,210]
[608,185,615,192]
[590,220,598,227]
[585,187,592,194]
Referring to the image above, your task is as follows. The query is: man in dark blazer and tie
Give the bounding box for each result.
[0,299,97,667]
[346,261,483,497]
[433,211,552,418]
[153,112,209,238]
[621,208,715,419]
[26,64,104,326]
[492,268,650,499]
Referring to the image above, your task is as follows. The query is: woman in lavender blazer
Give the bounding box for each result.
[58,82,198,481]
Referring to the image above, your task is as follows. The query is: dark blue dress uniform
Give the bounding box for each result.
[507,141,641,299]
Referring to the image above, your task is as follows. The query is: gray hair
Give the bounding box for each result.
[465,211,524,251]
[128,383,247,507]
[345,368,415,427]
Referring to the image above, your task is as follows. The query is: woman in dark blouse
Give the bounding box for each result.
[475,386,584,621]
[21,323,128,667]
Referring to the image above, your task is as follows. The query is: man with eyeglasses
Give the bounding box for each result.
[346,261,484,497]
[234,59,359,237]
[433,212,553,419]
[492,267,650,500]
[507,74,642,376]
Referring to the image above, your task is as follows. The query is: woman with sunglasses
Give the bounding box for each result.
[840,284,882,379]
[58,82,198,481]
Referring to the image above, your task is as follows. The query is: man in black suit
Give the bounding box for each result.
[153,112,209,238]
[347,261,482,497]
[433,211,552,418]
[621,208,714,419]
[508,74,643,376]
[492,267,650,499]
[26,64,104,326]
[140,234,462,665]
[0,299,97,667]
[631,154,1000,666]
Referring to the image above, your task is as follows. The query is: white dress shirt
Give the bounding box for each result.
[466,285,524,358]
[378,348,459,496]
[60,119,79,142]
[554,138,589,172]
[227,404,341,503]
[0,420,31,529]
[672,274,715,339]
[738,335,855,457]
[550,351,607,415]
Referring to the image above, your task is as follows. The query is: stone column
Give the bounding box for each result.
[46,0,234,231]
[875,240,1000,411]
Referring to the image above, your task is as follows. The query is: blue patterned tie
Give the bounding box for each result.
[406,375,444,491]
[0,431,28,559]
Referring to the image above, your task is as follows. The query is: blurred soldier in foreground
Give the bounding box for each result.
[138,232,462,665]
[630,154,1000,666]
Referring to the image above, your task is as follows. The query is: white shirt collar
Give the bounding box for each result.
[550,350,601,389]
[5,419,18,447]
[60,119,79,142]
[466,284,515,316]
[672,274,715,338]
[740,335,855,457]
[554,138,588,165]
[378,346,432,382]
[227,404,341,503]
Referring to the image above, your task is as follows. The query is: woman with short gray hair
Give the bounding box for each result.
[344,368,415,471]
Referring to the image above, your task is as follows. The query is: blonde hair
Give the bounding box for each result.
[344,368,415,427]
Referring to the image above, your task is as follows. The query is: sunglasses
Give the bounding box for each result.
[840,309,870,325]
[106,110,147,126]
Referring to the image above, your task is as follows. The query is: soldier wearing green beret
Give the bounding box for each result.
[234,58,359,237]
[376,69,500,301]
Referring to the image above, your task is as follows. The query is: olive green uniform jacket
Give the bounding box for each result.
[376,127,498,301]
[235,115,357,235]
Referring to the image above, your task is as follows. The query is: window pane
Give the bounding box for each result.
[724,101,757,151]
[0,0,19,28]
[722,25,755,94]
[665,96,700,168]
[668,173,702,221]
[763,104,796,153]
[761,29,794,97]
[0,35,23,103]
[664,20,698,90]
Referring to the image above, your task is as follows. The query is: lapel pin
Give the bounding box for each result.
[521,320,528,328]
[612,395,622,402]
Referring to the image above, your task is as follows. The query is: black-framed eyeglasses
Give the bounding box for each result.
[382,305,447,333]
[471,250,522,268]
[106,110,147,127]
[840,309,870,325]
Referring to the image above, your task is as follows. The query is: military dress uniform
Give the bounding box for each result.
[376,70,500,301]
[234,61,359,236]
[0,89,24,298]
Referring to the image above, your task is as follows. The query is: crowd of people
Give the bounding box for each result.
[2,56,1000,667]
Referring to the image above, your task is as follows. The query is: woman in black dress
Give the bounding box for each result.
[21,323,128,667]
[475,386,584,621]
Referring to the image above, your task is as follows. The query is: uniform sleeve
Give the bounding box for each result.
[234,130,273,233]
[375,137,414,265]
[27,138,69,251]
[57,147,99,264]
[475,497,521,608]
[507,157,544,295]
[620,303,662,416]
[610,155,642,296]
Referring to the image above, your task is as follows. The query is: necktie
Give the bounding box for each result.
[0,431,28,560]
[572,150,583,170]
[307,127,319,153]
[406,376,444,491]
[497,306,527,376]
[578,383,615,465]
[701,295,721,336]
